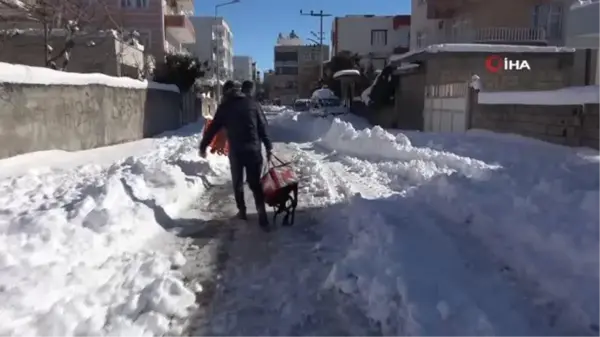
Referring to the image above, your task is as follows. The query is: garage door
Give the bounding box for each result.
[423,82,469,133]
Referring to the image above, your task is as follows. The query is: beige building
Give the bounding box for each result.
[268,31,330,104]
[407,0,595,85]
[410,0,571,49]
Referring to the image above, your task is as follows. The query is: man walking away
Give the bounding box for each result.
[242,80,268,125]
[199,80,273,232]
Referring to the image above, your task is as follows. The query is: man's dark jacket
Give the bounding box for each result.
[200,91,272,154]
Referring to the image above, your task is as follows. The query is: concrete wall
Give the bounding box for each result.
[423,52,574,91]
[0,83,186,159]
[470,92,599,149]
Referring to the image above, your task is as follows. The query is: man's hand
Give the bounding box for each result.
[266,150,273,163]
[199,147,207,158]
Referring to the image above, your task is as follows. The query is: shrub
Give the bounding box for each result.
[153,53,209,92]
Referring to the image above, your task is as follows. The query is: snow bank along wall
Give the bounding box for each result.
[0,80,190,159]
[470,90,599,149]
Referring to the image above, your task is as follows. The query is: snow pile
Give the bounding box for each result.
[315,119,599,333]
[319,119,498,177]
[361,71,382,106]
[0,62,178,92]
[0,124,230,336]
[478,85,600,105]
[401,131,600,331]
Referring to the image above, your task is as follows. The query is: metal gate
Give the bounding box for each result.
[423,82,469,132]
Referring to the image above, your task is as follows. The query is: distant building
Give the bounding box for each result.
[233,55,253,82]
[331,15,410,69]
[186,16,233,80]
[269,30,330,104]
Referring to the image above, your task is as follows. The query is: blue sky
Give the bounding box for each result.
[193,0,411,73]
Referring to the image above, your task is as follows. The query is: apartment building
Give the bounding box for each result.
[186,16,234,80]
[269,31,330,104]
[331,15,411,69]
[410,0,572,49]
[0,0,196,65]
[233,55,253,82]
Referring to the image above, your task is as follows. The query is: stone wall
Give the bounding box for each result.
[470,94,599,149]
[0,83,186,159]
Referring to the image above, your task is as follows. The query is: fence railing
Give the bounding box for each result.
[426,27,547,45]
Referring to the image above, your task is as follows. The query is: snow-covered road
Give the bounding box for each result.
[0,107,598,336]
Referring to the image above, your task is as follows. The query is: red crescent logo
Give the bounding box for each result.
[485,55,503,73]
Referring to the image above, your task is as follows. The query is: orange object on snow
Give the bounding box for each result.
[203,118,229,155]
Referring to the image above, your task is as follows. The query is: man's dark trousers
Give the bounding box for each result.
[228,149,267,215]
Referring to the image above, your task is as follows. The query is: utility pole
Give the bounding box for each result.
[300,9,332,80]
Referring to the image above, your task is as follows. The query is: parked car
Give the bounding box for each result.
[293,99,311,111]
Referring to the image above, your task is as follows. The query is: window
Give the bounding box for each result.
[121,0,149,8]
[533,3,563,39]
[371,29,388,46]
[275,51,298,62]
[275,67,298,75]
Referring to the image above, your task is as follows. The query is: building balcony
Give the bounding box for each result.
[164,13,195,44]
[423,27,547,46]
[565,0,599,48]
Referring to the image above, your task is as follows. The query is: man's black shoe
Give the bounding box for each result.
[258,213,270,232]
[235,211,248,220]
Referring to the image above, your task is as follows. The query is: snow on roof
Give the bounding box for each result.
[389,43,576,62]
[478,85,599,105]
[396,63,419,71]
[333,69,361,79]
[0,62,179,92]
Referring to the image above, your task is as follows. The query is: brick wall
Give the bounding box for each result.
[470,90,599,149]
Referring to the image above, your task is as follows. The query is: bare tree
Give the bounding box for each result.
[0,0,117,70]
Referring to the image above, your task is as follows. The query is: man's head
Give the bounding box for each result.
[221,80,242,101]
[241,80,254,96]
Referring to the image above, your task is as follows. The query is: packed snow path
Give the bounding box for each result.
[175,109,598,336]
